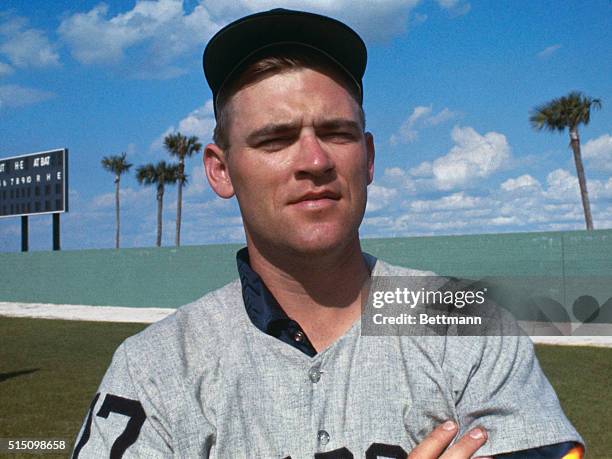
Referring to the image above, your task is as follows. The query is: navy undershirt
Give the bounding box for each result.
[235,248,579,458]
[237,247,317,357]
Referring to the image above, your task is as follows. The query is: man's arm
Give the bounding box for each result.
[72,342,174,458]
[443,331,584,457]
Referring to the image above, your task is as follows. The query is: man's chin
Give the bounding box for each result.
[247,221,361,260]
[285,230,357,257]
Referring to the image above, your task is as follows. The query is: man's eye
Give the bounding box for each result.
[257,137,293,150]
[321,131,357,142]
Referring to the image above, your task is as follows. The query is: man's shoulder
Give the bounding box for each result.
[121,278,247,362]
[369,255,437,277]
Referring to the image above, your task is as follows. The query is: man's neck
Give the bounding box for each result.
[246,236,370,351]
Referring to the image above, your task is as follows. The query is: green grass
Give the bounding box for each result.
[535,345,612,458]
[0,318,147,459]
[1,317,611,458]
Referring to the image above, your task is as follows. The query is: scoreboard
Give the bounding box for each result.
[0,149,69,218]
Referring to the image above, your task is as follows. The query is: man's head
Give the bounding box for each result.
[202,9,374,259]
[203,8,367,153]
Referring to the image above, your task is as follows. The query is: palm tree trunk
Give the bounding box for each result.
[569,127,594,230]
[156,186,164,247]
[115,176,120,249]
[176,160,183,247]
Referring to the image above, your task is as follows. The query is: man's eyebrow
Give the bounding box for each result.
[245,122,301,144]
[315,118,362,132]
[245,118,363,145]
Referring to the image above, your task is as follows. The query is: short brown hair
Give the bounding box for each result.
[213,46,366,151]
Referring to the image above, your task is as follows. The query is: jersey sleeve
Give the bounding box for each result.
[71,341,174,458]
[444,329,584,457]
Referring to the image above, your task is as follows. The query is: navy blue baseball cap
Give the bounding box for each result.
[203,8,367,117]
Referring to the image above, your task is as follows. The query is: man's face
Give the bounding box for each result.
[212,67,374,256]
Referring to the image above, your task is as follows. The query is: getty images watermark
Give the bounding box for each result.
[361,276,612,337]
[371,285,487,325]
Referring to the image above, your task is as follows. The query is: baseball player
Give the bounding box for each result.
[73,9,584,458]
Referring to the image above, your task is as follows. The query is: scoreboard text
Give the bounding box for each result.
[0,149,69,218]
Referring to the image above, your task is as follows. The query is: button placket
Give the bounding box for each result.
[310,355,329,452]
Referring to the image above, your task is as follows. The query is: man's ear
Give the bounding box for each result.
[204,143,235,198]
[365,132,375,185]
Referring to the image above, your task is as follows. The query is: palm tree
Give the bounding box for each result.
[101,153,132,248]
[163,132,202,246]
[136,161,179,247]
[530,91,602,230]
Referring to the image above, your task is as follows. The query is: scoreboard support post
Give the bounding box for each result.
[21,215,28,252]
[53,213,60,251]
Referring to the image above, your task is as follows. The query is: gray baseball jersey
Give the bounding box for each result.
[72,257,582,458]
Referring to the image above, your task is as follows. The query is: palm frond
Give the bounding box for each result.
[136,163,158,185]
[530,91,603,132]
[163,132,202,160]
[136,161,180,186]
[101,152,133,175]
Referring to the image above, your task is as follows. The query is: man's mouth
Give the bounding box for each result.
[289,190,341,208]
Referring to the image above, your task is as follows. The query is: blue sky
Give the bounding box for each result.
[0,0,610,251]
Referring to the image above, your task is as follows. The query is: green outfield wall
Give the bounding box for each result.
[0,229,610,310]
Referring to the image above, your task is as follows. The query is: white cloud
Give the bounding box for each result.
[184,163,209,197]
[361,162,612,238]
[59,4,138,65]
[0,15,60,69]
[204,0,423,41]
[0,84,55,108]
[435,0,471,16]
[176,100,216,137]
[381,167,417,192]
[589,177,612,200]
[91,187,151,210]
[583,133,612,173]
[56,0,472,78]
[500,174,541,193]
[414,125,511,190]
[537,44,561,59]
[409,192,481,212]
[58,0,220,77]
[425,107,456,126]
[409,161,432,177]
[489,216,517,226]
[390,105,457,145]
[150,100,215,152]
[181,197,237,217]
[366,184,398,213]
[390,105,430,144]
[543,168,580,201]
[177,199,245,244]
[408,105,432,123]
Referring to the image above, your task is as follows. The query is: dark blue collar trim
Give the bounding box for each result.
[236,248,317,356]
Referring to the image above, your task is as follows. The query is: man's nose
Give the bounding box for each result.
[295,132,335,177]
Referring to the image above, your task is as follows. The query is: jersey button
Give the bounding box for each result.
[293,330,305,342]
[317,430,330,446]
[308,366,322,383]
